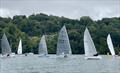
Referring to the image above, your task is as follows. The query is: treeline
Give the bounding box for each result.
[0,13,120,54]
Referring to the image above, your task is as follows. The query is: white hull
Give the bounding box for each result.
[38,54,49,57]
[24,53,34,56]
[28,53,34,55]
[16,54,24,57]
[57,54,70,58]
[112,55,120,58]
[10,53,16,57]
[85,56,102,60]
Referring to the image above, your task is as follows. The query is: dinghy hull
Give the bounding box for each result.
[38,54,49,57]
[85,56,102,60]
[57,54,70,58]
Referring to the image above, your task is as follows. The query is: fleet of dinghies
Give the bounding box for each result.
[0,26,120,59]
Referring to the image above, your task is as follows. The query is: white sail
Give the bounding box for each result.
[107,34,115,56]
[84,28,97,56]
[57,25,72,55]
[1,33,12,55]
[17,39,22,55]
[38,35,48,55]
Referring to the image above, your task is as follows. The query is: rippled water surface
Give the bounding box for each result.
[0,55,120,73]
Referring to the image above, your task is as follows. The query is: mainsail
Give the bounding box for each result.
[17,39,22,54]
[1,33,12,55]
[38,35,48,55]
[84,28,97,56]
[57,25,72,55]
[107,34,115,56]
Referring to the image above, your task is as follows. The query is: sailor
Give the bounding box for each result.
[93,53,98,56]
[64,54,68,58]
[7,54,10,57]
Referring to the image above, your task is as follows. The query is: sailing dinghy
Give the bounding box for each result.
[84,28,102,60]
[57,25,72,57]
[1,33,14,57]
[107,34,116,57]
[38,35,48,57]
[17,39,22,55]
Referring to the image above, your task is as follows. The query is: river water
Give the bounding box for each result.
[0,55,120,73]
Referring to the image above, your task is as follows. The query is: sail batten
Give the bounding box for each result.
[1,33,12,55]
[57,25,72,55]
[84,28,97,56]
[38,35,48,55]
[17,39,22,54]
[107,34,115,56]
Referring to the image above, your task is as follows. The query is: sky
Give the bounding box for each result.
[0,0,120,20]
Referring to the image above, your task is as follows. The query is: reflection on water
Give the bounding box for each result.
[0,55,120,73]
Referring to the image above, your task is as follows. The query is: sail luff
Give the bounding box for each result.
[57,25,72,55]
[38,35,48,55]
[1,33,11,55]
[84,28,97,56]
[107,34,115,56]
[17,39,22,54]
